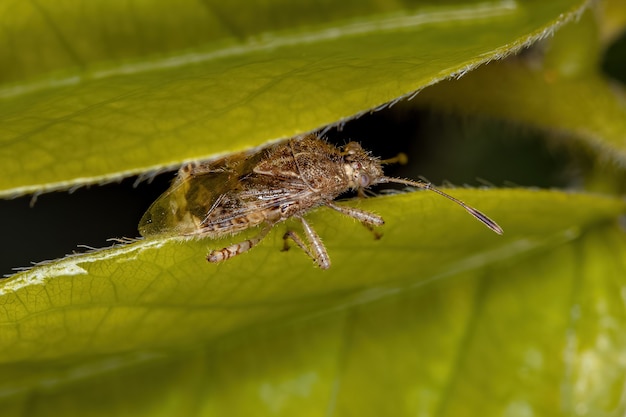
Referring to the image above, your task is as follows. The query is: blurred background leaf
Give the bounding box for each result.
[414,6,626,171]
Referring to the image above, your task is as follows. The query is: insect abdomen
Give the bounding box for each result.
[198,208,279,238]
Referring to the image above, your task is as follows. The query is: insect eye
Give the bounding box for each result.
[345,142,361,155]
[359,173,370,187]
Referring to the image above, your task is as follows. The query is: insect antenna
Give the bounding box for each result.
[381,152,408,165]
[379,177,503,235]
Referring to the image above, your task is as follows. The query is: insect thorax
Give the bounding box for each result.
[255,136,353,197]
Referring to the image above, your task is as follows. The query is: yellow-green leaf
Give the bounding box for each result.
[0,0,588,197]
[0,189,624,415]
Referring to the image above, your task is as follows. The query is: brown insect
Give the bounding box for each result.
[139,134,502,269]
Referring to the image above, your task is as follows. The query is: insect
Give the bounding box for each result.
[139,134,502,269]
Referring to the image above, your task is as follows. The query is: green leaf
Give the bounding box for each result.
[0,0,588,197]
[0,189,624,415]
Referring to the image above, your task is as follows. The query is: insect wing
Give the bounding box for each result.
[138,155,249,237]
[189,174,312,236]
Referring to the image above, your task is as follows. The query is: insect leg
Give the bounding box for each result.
[282,231,313,257]
[207,223,273,264]
[326,202,384,225]
[283,216,331,269]
[326,202,384,239]
[360,222,383,240]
